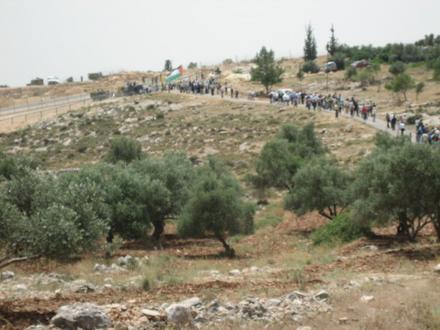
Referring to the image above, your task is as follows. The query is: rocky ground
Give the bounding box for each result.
[1,89,440,329]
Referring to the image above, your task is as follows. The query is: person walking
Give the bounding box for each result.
[391,114,397,130]
[371,105,377,122]
[386,113,390,128]
[400,121,406,136]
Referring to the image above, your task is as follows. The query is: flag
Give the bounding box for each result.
[165,66,184,83]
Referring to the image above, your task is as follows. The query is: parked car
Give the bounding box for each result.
[324,61,337,72]
[351,60,369,69]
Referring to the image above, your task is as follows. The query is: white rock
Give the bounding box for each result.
[229,269,241,276]
[297,327,312,330]
[434,264,440,273]
[360,295,375,303]
[141,308,164,320]
[266,298,282,307]
[1,271,15,281]
[165,304,193,326]
[14,284,27,291]
[179,297,202,308]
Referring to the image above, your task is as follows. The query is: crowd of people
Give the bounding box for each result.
[164,81,440,145]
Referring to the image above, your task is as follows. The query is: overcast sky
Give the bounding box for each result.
[1,0,439,86]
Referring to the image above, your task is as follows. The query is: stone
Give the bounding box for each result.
[1,271,15,281]
[360,295,374,303]
[344,124,353,133]
[70,280,96,293]
[339,317,349,324]
[314,290,329,301]
[141,308,165,321]
[25,326,50,330]
[297,327,312,330]
[229,269,241,276]
[117,255,138,268]
[266,298,282,307]
[51,303,111,330]
[179,297,202,308]
[286,291,307,301]
[14,284,27,291]
[434,264,440,273]
[165,304,193,327]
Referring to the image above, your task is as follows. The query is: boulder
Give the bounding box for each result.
[434,264,440,273]
[165,304,193,327]
[51,303,111,330]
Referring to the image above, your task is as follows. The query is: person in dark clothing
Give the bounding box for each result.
[230,88,234,98]
[235,90,239,99]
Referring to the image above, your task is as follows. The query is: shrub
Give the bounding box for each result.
[389,61,406,76]
[345,66,357,81]
[302,61,320,74]
[178,158,255,257]
[311,213,370,245]
[432,58,440,81]
[330,52,346,70]
[106,137,143,164]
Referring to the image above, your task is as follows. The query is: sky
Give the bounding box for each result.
[0,0,439,87]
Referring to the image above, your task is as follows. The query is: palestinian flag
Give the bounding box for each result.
[166,65,184,83]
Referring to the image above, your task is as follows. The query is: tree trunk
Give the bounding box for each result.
[152,221,164,240]
[218,236,235,258]
[0,255,40,270]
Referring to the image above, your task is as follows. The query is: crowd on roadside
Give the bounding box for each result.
[165,81,440,144]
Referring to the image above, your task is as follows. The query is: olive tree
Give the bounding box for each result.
[284,157,351,220]
[253,123,326,190]
[106,136,143,164]
[351,141,440,241]
[178,158,255,257]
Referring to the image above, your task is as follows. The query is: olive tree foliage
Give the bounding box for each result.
[351,136,440,241]
[0,151,39,181]
[105,136,143,164]
[178,158,255,257]
[385,73,415,101]
[253,123,326,190]
[250,46,284,93]
[131,152,195,241]
[284,157,352,220]
[0,169,109,266]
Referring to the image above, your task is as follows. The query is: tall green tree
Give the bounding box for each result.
[326,25,338,57]
[250,47,284,93]
[303,24,317,62]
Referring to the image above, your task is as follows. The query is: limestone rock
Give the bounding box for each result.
[165,304,193,327]
[51,303,111,330]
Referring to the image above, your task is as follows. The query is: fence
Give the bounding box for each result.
[0,94,91,132]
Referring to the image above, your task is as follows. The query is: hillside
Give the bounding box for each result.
[1,56,440,330]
